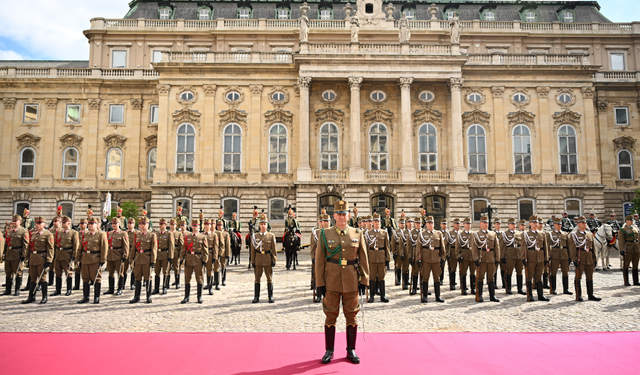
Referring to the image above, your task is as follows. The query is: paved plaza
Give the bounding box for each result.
[1,251,638,333]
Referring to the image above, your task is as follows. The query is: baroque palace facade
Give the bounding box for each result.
[0,0,639,233]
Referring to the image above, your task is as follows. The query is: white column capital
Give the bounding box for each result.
[298,76,312,90]
[348,76,363,90]
[398,77,414,91]
[448,77,464,91]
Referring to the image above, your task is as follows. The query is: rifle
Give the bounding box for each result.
[524,246,530,302]
[354,259,365,341]
[33,264,49,287]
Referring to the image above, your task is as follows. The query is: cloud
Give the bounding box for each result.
[0,50,24,60]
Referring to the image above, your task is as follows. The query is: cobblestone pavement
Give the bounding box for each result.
[1,251,638,333]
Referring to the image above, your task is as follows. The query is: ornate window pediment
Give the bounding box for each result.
[314,107,344,131]
[16,133,41,151]
[173,108,201,130]
[145,134,157,152]
[219,108,247,132]
[59,134,83,150]
[613,135,636,151]
[507,110,536,129]
[103,134,127,151]
[462,109,490,133]
[413,108,443,136]
[264,108,293,131]
[363,108,393,133]
[552,110,581,132]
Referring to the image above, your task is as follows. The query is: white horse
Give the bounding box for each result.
[593,224,617,271]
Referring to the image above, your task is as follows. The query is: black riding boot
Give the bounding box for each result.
[267,283,274,303]
[252,283,260,303]
[549,275,557,294]
[181,284,190,303]
[162,275,168,295]
[22,281,37,304]
[623,269,630,286]
[587,280,601,301]
[122,273,128,290]
[476,280,484,302]
[51,277,62,296]
[22,276,31,292]
[562,276,573,294]
[421,282,428,303]
[439,266,445,286]
[129,281,141,303]
[14,276,22,296]
[470,275,476,295]
[402,272,409,290]
[197,283,203,304]
[3,276,13,296]
[517,275,526,295]
[214,272,220,290]
[575,278,583,301]
[48,269,54,286]
[410,276,418,295]
[460,274,468,295]
[314,289,322,303]
[526,281,534,302]
[221,269,226,286]
[633,269,640,286]
[379,280,389,303]
[321,325,335,364]
[39,282,48,304]
[78,282,90,304]
[66,277,73,296]
[501,271,507,290]
[489,281,500,302]
[368,281,376,302]
[536,281,549,301]
[395,269,401,286]
[116,277,124,296]
[346,325,360,364]
[93,282,101,304]
[152,276,160,295]
[435,281,444,302]
[543,272,549,289]
[449,272,456,291]
[104,276,115,295]
[145,280,153,303]
[175,273,181,289]
[130,272,136,290]
[505,274,512,295]
[73,273,80,290]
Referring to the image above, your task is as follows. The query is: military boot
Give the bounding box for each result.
[129,281,141,304]
[152,275,160,295]
[21,276,31,292]
[526,281,535,302]
[470,275,476,295]
[449,272,456,291]
[624,269,631,286]
[130,272,136,290]
[489,281,500,302]
[14,276,22,296]
[460,274,467,295]
[208,275,213,295]
[2,276,12,296]
[346,325,360,364]
[536,281,550,302]
[214,272,220,290]
[587,280,601,301]
[221,268,227,286]
[48,269,54,286]
[39,282,48,304]
[321,325,335,364]
[93,282,101,304]
[21,281,37,304]
[562,276,573,295]
[575,278,583,301]
[252,283,260,303]
[162,276,168,295]
[145,280,153,303]
[181,284,190,304]
[402,272,409,290]
[103,276,115,295]
[78,283,90,304]
[517,275,526,295]
[379,280,389,303]
[633,269,640,286]
[368,281,376,303]
[395,269,401,286]
[51,277,63,296]
[505,274,512,295]
[116,277,124,296]
[197,283,203,304]
[73,273,80,290]
[434,281,444,303]
[410,276,418,295]
[175,273,181,289]
[549,275,557,294]
[543,272,549,289]
[476,280,484,302]
[267,283,274,303]
[65,277,73,296]
[421,282,428,303]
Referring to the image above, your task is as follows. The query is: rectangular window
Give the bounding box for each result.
[112,50,127,68]
[239,9,250,19]
[447,11,455,19]
[159,9,171,19]
[565,199,581,218]
[277,9,289,19]
[404,10,415,20]
[66,104,81,123]
[472,199,488,222]
[615,107,629,126]
[109,105,125,124]
[320,9,331,20]
[485,11,495,21]
[564,12,573,23]
[152,50,163,63]
[58,202,74,220]
[518,200,535,221]
[23,104,38,123]
[610,53,625,71]
[199,9,210,20]
[525,11,536,22]
[222,199,239,221]
[269,199,286,221]
[15,202,30,216]
[150,105,159,124]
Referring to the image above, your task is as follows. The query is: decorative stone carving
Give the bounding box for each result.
[219,108,248,132]
[491,86,504,97]
[552,110,581,132]
[350,16,360,43]
[59,133,83,150]
[367,87,390,107]
[596,100,609,112]
[12,179,40,187]
[385,3,395,19]
[398,77,414,90]
[44,98,58,108]
[555,88,576,109]
[299,2,310,43]
[173,108,201,130]
[536,86,550,99]
[398,15,411,44]
[264,108,293,131]
[250,84,264,96]
[449,12,461,44]
[581,86,595,99]
[613,135,636,151]
[510,174,541,183]
[507,110,536,128]
[145,134,157,151]
[510,88,531,109]
[555,174,586,183]
[363,108,393,132]
[449,77,464,91]
[222,86,245,107]
[268,86,290,108]
[298,76,312,90]
[462,109,491,131]
[348,76,363,90]
[176,86,198,109]
[414,108,444,135]
[344,3,353,19]
[130,98,143,110]
[314,107,345,131]
[88,98,101,109]
[3,97,16,109]
[16,133,41,151]
[203,84,217,96]
[157,84,170,96]
[464,88,486,109]
[429,3,438,20]
[169,173,201,183]
[103,134,127,151]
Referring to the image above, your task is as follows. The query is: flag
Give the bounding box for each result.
[103,193,111,219]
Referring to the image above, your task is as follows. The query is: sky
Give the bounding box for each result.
[0,0,639,61]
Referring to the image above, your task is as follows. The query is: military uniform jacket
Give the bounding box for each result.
[3,227,29,262]
[248,218,258,234]
[620,225,639,254]
[29,230,55,265]
[204,231,218,260]
[417,230,445,264]
[502,230,523,260]
[548,230,569,260]
[216,230,231,257]
[348,216,359,228]
[444,230,459,258]
[106,230,129,261]
[381,217,397,231]
[171,230,184,255]
[587,218,601,232]
[216,218,228,231]
[608,220,622,232]
[397,228,411,258]
[455,230,474,259]
[408,228,421,259]
[561,218,575,232]
[391,228,403,255]
[316,226,370,293]
[284,217,301,233]
[310,226,320,260]
[568,231,595,265]
[250,231,277,267]
[523,230,549,263]
[77,231,108,265]
[156,230,175,260]
[23,217,35,231]
[471,230,500,263]
[127,230,139,254]
[131,232,157,265]
[494,230,506,259]
[56,229,80,262]
[181,232,208,266]
[0,231,4,261]
[364,229,391,263]
[634,219,640,228]
[228,220,241,232]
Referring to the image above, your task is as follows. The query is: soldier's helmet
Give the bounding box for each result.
[138,216,149,225]
[334,200,349,214]
[320,214,330,222]
[625,215,633,221]
[352,203,358,215]
[12,214,22,222]
[203,218,211,226]
[321,207,327,215]
[463,217,471,224]
[159,218,168,225]
[56,205,62,217]
[553,217,562,225]
[87,205,93,218]
[199,210,204,220]
[88,217,100,225]
[287,205,294,217]
[142,208,148,217]
[480,216,489,223]
[218,205,224,218]
[259,212,268,223]
[493,218,501,224]
[400,210,406,220]
[253,206,259,217]
[111,217,120,224]
[177,202,183,215]
[232,212,237,219]
[23,208,30,217]
[385,205,391,216]
[35,216,46,224]
[575,216,586,223]
[507,218,516,224]
[216,219,224,227]
[425,216,434,223]
[611,211,616,217]
[528,215,539,223]
[117,204,123,216]
[191,219,200,227]
[420,205,426,216]
[372,212,380,221]
[62,216,71,223]
[79,217,88,225]
[441,218,448,226]
[127,217,135,225]
[453,218,461,224]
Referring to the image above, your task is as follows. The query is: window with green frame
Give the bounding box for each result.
[318,8,333,20]
[159,7,172,20]
[482,9,496,21]
[403,8,416,20]
[561,10,574,23]
[523,10,536,22]
[238,7,252,19]
[276,8,290,19]
[198,7,212,20]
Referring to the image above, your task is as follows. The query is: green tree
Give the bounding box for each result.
[107,201,140,223]
[631,188,640,214]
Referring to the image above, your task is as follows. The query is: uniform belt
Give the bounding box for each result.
[626,241,638,243]
[256,250,271,255]
[369,247,385,251]
[33,251,47,255]
[111,247,123,250]
[460,247,469,250]
[159,248,168,251]
[552,246,565,249]
[62,247,74,251]
[88,250,101,254]
[327,258,356,265]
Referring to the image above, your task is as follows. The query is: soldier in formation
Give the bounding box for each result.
[202,218,218,295]
[104,217,129,296]
[365,212,390,303]
[587,212,602,234]
[169,218,184,289]
[569,217,601,301]
[51,216,79,297]
[523,215,550,302]
[154,218,174,295]
[620,215,639,286]
[503,218,526,295]
[471,216,500,303]
[250,212,277,303]
[399,217,412,290]
[444,218,460,290]
[77,217,108,304]
[129,217,157,304]
[390,212,406,286]
[310,213,330,303]
[181,219,208,304]
[548,217,572,295]
[2,215,29,296]
[215,219,231,288]
[22,217,54,304]
[456,218,476,296]
[417,216,445,303]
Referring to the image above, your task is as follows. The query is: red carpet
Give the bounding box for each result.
[0,332,637,374]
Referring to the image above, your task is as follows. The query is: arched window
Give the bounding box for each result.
[221,197,239,220]
[147,148,157,179]
[58,201,74,220]
[223,124,242,173]
[419,123,437,171]
[558,125,578,174]
[372,195,394,217]
[269,124,287,174]
[369,123,388,171]
[106,148,122,179]
[62,147,79,179]
[565,198,581,219]
[518,198,535,221]
[423,195,446,227]
[177,124,195,173]
[19,147,36,179]
[618,149,634,180]
[467,125,487,174]
[513,125,532,174]
[269,198,286,222]
[472,198,489,222]
[319,195,341,223]
[174,198,191,220]
[319,123,339,171]
[14,201,30,216]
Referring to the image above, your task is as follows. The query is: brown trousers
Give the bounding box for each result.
[622,252,640,270]
[214,256,227,272]
[448,257,458,274]
[134,263,151,282]
[184,264,204,284]
[155,258,170,276]
[55,258,73,278]
[106,260,122,278]
[506,258,524,275]
[527,261,544,283]
[29,263,48,284]
[5,259,24,278]
[550,259,570,276]
[477,261,497,282]
[81,263,102,283]
[204,254,214,277]
[460,257,477,276]
[323,291,360,327]
[575,260,594,281]
[369,262,386,282]
[420,262,441,283]
[401,254,410,273]
[393,253,402,270]
[255,264,273,283]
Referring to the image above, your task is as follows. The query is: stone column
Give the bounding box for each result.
[348,76,364,181]
[297,77,312,181]
[536,86,555,183]
[491,86,508,183]
[154,84,171,183]
[126,98,142,189]
[41,98,58,187]
[398,77,415,182]
[0,98,16,188]
[83,98,101,189]
[450,77,467,181]
[581,86,601,184]
[248,84,263,183]
[596,99,612,186]
[201,85,217,183]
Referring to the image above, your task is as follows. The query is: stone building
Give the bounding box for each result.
[0,0,638,233]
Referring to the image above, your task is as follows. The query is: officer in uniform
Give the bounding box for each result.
[315,200,369,365]
[142,208,153,231]
[471,216,500,303]
[169,218,184,289]
[391,212,406,286]
[455,218,476,296]
[348,203,359,228]
[364,216,372,231]
[381,206,397,241]
[587,212,602,234]
[129,217,157,304]
[180,219,208,304]
[247,206,259,269]
[250,212,277,303]
[104,217,129,296]
[48,213,62,286]
[633,213,640,228]
[51,216,79,297]
[419,205,427,228]
[310,214,331,303]
[365,212,390,303]
[202,219,218,295]
[408,217,422,296]
[115,204,127,229]
[174,203,189,230]
[493,218,508,290]
[124,218,138,291]
[417,216,445,303]
[284,205,301,241]
[73,218,88,291]
[215,219,231,288]
[22,208,35,231]
[228,212,241,265]
[546,215,556,230]
[444,218,460,290]
[608,212,622,230]
[154,219,174,295]
[76,217,108,304]
[620,215,640,286]
[548,217,572,295]
[438,219,448,286]
[523,215,550,302]
[21,217,54,304]
[561,212,575,232]
[217,206,227,230]
[503,218,525,295]
[399,217,412,290]
[569,217,601,301]
[2,215,29,296]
